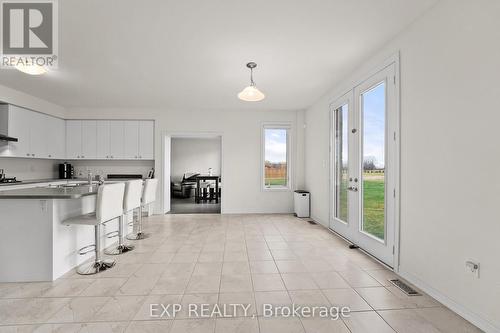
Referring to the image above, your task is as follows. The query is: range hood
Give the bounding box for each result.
[0,134,18,142]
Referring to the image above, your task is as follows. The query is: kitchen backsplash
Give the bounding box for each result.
[0,158,59,180]
[70,160,154,179]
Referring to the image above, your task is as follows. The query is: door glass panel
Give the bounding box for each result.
[361,82,386,240]
[334,104,349,223]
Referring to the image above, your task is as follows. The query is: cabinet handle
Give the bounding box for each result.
[31,154,35,157]
[48,154,52,157]
[111,156,113,158]
[26,153,30,156]
[82,155,85,158]
[139,156,142,159]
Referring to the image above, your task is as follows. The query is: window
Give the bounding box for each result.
[263,125,290,189]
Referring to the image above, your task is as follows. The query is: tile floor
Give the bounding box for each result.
[0,214,483,332]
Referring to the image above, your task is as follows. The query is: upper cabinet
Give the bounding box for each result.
[65,119,154,160]
[0,105,65,159]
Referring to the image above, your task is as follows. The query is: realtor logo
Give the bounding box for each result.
[1,0,58,69]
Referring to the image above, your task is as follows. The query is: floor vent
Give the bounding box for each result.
[389,279,421,296]
[307,220,317,225]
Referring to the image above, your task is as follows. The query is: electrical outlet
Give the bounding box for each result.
[465,260,480,278]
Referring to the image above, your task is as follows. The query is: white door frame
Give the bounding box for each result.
[162,131,225,214]
[329,53,401,271]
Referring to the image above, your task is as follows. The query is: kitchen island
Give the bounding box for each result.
[0,184,121,282]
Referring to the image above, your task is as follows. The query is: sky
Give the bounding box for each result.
[265,128,287,163]
[363,82,385,169]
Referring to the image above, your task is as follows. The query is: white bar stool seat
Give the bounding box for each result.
[127,178,158,240]
[63,182,125,275]
[105,180,142,255]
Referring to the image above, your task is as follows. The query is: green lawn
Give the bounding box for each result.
[265,178,287,186]
[362,177,385,239]
[336,175,385,240]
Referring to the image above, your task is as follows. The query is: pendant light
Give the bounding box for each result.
[15,63,48,75]
[238,62,265,102]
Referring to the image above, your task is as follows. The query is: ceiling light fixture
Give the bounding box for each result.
[15,63,48,75]
[238,62,265,102]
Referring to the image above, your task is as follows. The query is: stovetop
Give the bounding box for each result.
[0,177,21,184]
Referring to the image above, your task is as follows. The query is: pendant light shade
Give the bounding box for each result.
[238,62,265,102]
[15,64,48,75]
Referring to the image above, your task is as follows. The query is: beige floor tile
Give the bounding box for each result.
[133,294,183,320]
[356,287,413,310]
[338,270,382,288]
[300,317,350,333]
[193,262,223,276]
[222,262,250,275]
[178,293,219,319]
[413,307,483,333]
[365,269,399,286]
[126,320,174,333]
[132,263,168,278]
[379,309,442,333]
[258,316,305,333]
[218,292,256,317]
[93,296,146,322]
[249,261,278,274]
[311,271,351,289]
[220,275,253,292]
[267,242,290,250]
[271,250,297,260]
[161,263,195,277]
[0,282,53,299]
[254,291,292,316]
[302,259,335,273]
[288,290,330,307]
[252,274,286,292]
[247,250,273,261]
[322,289,372,311]
[171,252,200,263]
[80,278,128,296]
[342,311,395,333]
[281,273,319,290]
[186,275,221,293]
[40,279,95,297]
[198,251,224,263]
[223,251,248,262]
[98,263,143,278]
[386,286,441,308]
[170,318,216,333]
[275,261,308,273]
[0,297,70,325]
[215,317,259,333]
[117,277,159,295]
[47,296,109,323]
[151,275,190,294]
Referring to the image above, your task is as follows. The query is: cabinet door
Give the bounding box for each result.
[66,120,82,159]
[81,120,97,159]
[29,112,48,158]
[54,118,66,159]
[5,106,30,157]
[123,121,139,159]
[109,121,124,159]
[96,121,110,159]
[139,121,154,159]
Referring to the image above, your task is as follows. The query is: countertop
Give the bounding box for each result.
[0,179,71,187]
[0,184,98,199]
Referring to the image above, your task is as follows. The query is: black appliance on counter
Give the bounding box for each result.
[107,174,143,180]
[58,163,74,179]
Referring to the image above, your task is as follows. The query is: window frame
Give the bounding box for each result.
[261,123,292,191]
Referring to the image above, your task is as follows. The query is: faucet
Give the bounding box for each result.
[87,171,93,185]
[0,169,4,181]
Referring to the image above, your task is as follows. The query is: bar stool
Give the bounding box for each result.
[105,180,141,255]
[63,182,125,275]
[127,178,158,240]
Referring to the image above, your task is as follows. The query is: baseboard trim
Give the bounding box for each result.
[398,270,499,333]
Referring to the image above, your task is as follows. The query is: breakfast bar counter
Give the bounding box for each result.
[0,184,121,282]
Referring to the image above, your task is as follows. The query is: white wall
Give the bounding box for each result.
[67,108,305,214]
[304,0,500,331]
[0,158,60,180]
[171,137,221,182]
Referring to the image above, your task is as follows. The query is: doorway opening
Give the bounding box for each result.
[166,135,222,214]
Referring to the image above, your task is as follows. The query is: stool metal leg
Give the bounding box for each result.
[127,206,149,240]
[77,223,115,275]
[105,215,134,255]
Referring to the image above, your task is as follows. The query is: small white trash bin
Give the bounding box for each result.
[294,190,310,218]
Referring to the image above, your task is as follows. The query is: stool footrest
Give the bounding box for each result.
[78,244,95,255]
[106,230,119,239]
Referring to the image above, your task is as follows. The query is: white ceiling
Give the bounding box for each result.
[0,0,437,110]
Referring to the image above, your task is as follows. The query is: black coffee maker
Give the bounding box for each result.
[59,162,74,179]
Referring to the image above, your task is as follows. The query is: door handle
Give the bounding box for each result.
[348,186,358,192]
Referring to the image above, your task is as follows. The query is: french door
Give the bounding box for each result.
[330,64,398,267]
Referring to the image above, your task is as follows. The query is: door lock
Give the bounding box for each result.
[348,186,358,192]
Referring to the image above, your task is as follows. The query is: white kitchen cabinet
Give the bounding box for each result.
[66,120,82,159]
[96,121,110,159]
[139,121,154,159]
[123,121,139,159]
[46,116,65,159]
[81,121,97,159]
[109,121,124,159]
[29,112,48,158]
[0,105,64,159]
